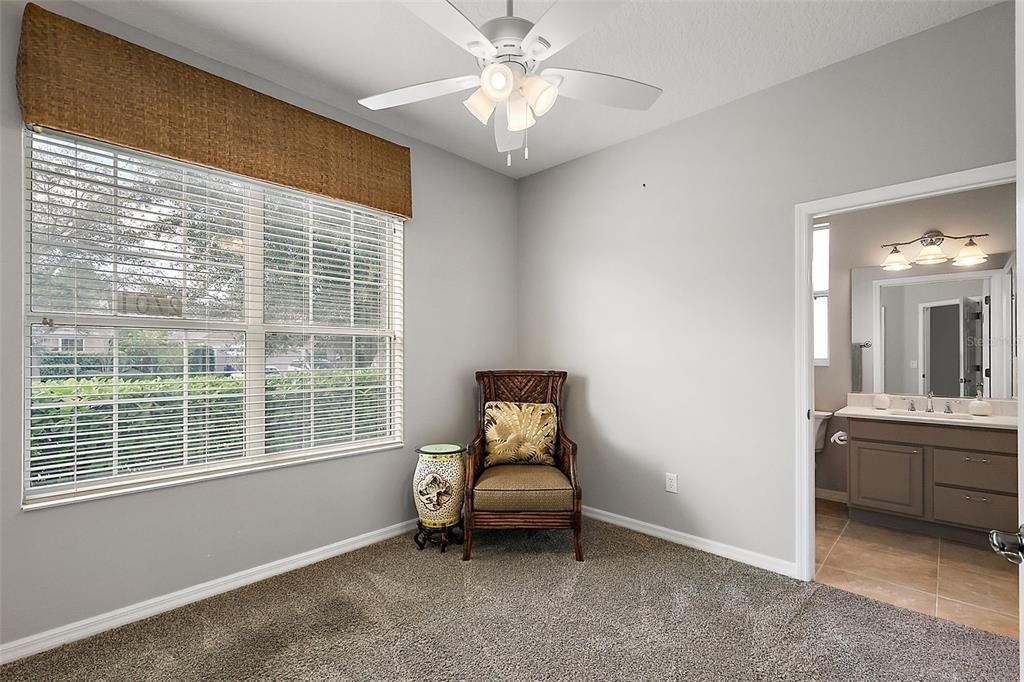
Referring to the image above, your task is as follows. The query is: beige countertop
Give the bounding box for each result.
[836,405,1018,431]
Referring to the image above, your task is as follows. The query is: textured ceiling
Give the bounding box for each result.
[78,0,999,179]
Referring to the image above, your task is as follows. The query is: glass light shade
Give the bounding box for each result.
[463,88,496,124]
[507,95,536,132]
[480,63,515,101]
[881,247,912,271]
[952,239,988,267]
[521,75,558,116]
[914,243,948,265]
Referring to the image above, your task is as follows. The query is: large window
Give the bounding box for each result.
[24,130,404,505]
[812,224,830,365]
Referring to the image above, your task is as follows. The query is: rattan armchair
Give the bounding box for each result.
[462,370,582,561]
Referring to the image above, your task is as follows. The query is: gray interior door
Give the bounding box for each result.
[962,297,984,398]
[928,303,961,397]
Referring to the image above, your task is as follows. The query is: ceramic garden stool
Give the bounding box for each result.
[412,443,466,553]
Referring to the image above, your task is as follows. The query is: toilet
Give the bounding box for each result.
[813,410,833,453]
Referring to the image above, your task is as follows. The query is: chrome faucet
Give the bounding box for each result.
[945,401,954,414]
[926,392,935,413]
[908,399,916,411]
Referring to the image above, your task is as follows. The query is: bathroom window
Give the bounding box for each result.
[812,225,830,365]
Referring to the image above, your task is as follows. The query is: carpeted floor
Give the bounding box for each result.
[1,518,1018,681]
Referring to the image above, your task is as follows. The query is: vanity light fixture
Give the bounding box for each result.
[952,238,988,267]
[879,230,988,271]
[915,241,948,265]
[881,247,912,272]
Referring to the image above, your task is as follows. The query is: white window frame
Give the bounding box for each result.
[812,223,830,367]
[58,337,84,352]
[22,129,405,509]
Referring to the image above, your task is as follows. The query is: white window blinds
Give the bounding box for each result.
[25,130,404,505]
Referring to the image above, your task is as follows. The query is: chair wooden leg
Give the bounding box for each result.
[573,527,583,562]
[462,525,473,561]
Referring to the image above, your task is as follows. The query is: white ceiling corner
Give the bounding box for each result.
[77,0,1000,179]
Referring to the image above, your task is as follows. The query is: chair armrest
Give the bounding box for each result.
[465,435,485,498]
[558,430,580,496]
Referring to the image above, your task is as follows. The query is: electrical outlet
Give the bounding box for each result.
[664,472,678,494]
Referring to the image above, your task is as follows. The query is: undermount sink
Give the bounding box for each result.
[886,409,974,421]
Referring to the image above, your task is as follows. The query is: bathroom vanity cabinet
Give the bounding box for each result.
[846,418,1017,542]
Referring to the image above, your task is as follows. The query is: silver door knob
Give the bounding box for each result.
[989,525,1024,565]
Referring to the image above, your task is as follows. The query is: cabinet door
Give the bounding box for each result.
[849,441,924,517]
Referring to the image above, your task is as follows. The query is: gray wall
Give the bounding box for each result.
[0,2,519,643]
[815,183,1015,411]
[881,286,907,392]
[515,3,1013,563]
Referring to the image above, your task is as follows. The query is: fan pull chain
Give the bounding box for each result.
[506,152,511,167]
[524,123,529,160]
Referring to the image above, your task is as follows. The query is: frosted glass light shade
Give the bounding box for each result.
[881,247,912,272]
[463,88,496,124]
[521,75,558,116]
[480,64,515,101]
[914,243,948,265]
[507,95,536,132]
[952,239,988,267]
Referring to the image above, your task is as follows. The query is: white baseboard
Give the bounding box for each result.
[815,488,849,503]
[582,506,798,578]
[0,518,417,665]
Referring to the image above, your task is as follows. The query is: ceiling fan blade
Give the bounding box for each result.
[494,102,524,152]
[401,1,497,59]
[541,68,662,110]
[358,75,480,111]
[521,1,621,61]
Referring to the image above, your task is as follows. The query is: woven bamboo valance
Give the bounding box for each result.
[16,3,412,218]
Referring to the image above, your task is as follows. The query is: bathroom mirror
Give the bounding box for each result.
[851,258,1016,399]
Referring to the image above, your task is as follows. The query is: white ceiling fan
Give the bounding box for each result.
[358,0,662,163]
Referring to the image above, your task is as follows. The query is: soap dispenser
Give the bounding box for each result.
[968,384,993,417]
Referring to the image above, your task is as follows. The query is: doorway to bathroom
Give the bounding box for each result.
[794,162,1019,638]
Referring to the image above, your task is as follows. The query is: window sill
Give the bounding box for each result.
[814,359,830,367]
[21,439,404,511]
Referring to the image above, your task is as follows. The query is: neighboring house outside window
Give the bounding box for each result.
[812,224,830,366]
[58,337,84,352]
[24,130,404,506]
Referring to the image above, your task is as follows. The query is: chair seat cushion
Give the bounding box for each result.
[483,401,558,467]
[473,464,574,512]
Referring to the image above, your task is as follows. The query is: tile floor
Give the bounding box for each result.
[815,499,1019,639]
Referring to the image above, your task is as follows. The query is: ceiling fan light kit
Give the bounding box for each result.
[880,229,989,271]
[521,74,558,116]
[480,63,515,101]
[357,1,662,165]
[463,88,497,124]
[507,94,536,132]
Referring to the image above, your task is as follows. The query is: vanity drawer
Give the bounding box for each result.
[933,486,1017,530]
[933,449,1017,494]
